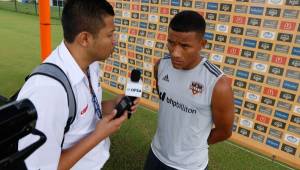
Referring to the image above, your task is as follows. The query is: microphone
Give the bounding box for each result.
[114,69,142,119]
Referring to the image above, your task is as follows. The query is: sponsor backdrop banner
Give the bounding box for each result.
[101,0,300,168]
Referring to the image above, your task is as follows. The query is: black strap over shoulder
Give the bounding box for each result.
[6,63,76,148]
[0,96,8,106]
[28,63,77,134]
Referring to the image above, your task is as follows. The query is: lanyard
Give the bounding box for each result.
[57,46,102,119]
[87,69,102,119]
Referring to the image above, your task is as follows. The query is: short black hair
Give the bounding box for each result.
[169,10,206,36]
[62,0,115,43]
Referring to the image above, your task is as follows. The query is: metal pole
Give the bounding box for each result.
[14,0,18,12]
[58,0,61,19]
[34,0,37,16]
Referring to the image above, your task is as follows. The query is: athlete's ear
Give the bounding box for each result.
[200,39,207,48]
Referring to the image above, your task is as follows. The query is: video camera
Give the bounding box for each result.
[0,98,46,170]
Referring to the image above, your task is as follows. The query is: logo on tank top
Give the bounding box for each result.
[162,74,169,82]
[189,81,203,95]
[159,91,197,114]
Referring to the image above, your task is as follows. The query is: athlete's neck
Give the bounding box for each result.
[182,56,202,70]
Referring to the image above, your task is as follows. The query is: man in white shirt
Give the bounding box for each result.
[17,0,139,169]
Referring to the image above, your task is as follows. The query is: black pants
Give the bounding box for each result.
[144,149,208,170]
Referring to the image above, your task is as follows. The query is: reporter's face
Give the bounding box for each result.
[167,28,206,70]
[92,15,115,61]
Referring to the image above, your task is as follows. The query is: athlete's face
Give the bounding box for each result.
[167,28,207,70]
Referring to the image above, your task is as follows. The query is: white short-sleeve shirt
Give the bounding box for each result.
[17,41,110,170]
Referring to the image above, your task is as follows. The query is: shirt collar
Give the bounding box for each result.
[56,41,86,86]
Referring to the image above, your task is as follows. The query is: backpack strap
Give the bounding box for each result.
[8,63,76,147]
[28,63,77,136]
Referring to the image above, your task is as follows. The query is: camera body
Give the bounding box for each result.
[0,99,46,170]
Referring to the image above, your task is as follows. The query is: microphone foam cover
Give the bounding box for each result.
[130,69,141,82]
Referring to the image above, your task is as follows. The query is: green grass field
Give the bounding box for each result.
[0,1,63,19]
[0,9,295,170]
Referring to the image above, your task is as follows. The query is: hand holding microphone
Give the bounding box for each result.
[114,69,142,119]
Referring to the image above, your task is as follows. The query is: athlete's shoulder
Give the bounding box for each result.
[203,60,223,77]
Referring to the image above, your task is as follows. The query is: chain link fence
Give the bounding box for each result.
[0,0,65,19]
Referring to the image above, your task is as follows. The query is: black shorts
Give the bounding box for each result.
[144,148,208,170]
